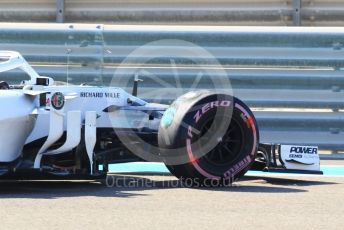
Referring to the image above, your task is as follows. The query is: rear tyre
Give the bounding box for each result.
[158,91,259,186]
[0,81,9,90]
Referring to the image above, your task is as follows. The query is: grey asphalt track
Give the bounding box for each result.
[0,173,343,230]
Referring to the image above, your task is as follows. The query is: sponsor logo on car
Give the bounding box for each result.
[80,92,120,98]
[51,92,65,110]
[280,145,320,170]
[290,146,318,154]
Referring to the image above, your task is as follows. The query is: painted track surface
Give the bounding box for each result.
[107,162,344,176]
[0,166,344,229]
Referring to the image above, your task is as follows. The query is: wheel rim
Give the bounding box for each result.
[198,117,244,167]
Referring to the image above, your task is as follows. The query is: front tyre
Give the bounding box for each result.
[158,92,259,185]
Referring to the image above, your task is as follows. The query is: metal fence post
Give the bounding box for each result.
[56,0,65,23]
[293,0,302,26]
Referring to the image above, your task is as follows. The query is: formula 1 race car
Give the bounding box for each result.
[0,51,322,184]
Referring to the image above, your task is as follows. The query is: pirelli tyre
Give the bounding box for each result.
[0,81,9,90]
[158,91,259,185]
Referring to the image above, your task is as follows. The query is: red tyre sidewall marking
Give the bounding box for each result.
[187,139,221,180]
[223,103,258,178]
[186,101,258,180]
